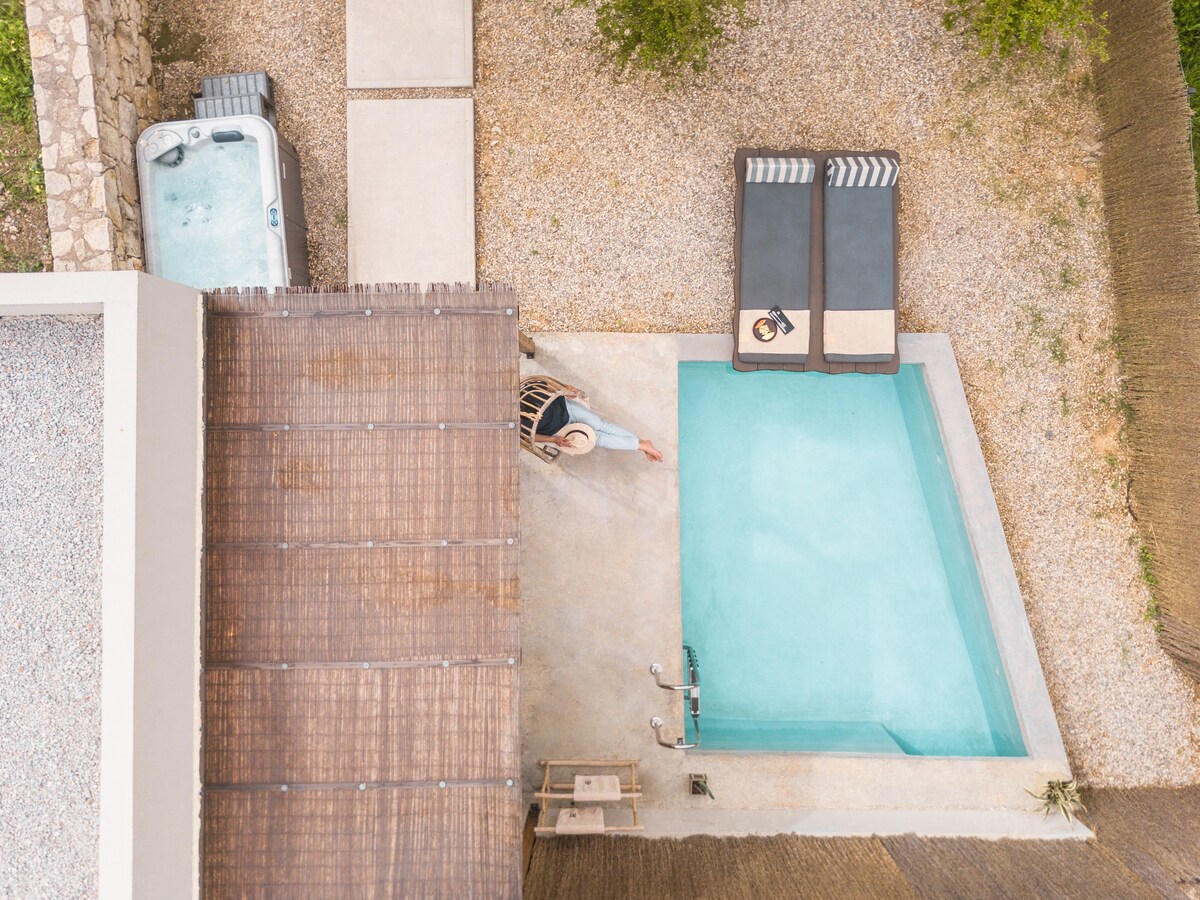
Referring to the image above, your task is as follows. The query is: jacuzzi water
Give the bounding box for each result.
[678,362,1026,757]
[149,138,271,290]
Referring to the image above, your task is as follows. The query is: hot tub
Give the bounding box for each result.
[137,115,309,291]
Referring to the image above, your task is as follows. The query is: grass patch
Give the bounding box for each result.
[1115,393,1135,427]
[1144,597,1163,628]
[0,0,34,130]
[0,0,48,272]
[1017,304,1069,365]
[1175,0,1200,200]
[951,114,978,139]
[1048,333,1068,363]
[1139,545,1163,630]
[1139,544,1158,587]
[1047,205,1072,232]
[1020,304,1046,332]
[1094,324,1129,362]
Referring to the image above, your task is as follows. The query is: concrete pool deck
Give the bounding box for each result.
[520,333,1081,838]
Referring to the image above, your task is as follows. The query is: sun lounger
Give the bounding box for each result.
[733,150,816,368]
[822,154,900,369]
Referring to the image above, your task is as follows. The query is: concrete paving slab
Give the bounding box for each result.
[347,99,475,287]
[519,333,1071,836]
[346,0,473,87]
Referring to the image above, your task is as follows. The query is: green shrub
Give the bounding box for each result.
[574,0,753,81]
[943,0,1108,60]
[0,0,34,129]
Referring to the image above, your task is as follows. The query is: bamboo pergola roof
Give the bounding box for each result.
[202,284,522,898]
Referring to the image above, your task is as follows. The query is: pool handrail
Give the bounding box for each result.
[649,645,702,749]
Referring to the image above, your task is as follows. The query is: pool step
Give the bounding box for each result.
[699,719,909,755]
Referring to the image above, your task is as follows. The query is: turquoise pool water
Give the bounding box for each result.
[678,362,1025,757]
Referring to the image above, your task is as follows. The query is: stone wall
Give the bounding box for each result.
[25,0,156,271]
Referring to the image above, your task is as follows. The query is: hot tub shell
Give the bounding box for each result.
[137,115,309,290]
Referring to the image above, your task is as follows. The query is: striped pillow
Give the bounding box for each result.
[826,156,900,187]
[746,157,816,184]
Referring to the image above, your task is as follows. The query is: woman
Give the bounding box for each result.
[524,385,664,462]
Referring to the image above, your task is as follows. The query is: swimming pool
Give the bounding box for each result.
[679,362,1026,757]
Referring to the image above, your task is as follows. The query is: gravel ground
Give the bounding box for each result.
[0,317,102,898]
[145,0,1200,784]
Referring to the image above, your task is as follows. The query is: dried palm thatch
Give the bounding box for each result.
[1081,786,1200,896]
[527,787,1200,900]
[524,835,915,900]
[880,836,1155,899]
[1095,0,1200,679]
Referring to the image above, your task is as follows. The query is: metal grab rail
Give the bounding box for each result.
[649,645,701,749]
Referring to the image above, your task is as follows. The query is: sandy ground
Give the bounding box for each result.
[145,0,1200,785]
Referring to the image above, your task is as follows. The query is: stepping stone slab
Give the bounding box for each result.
[347,99,475,287]
[347,0,473,87]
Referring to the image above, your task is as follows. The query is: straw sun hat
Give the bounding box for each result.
[553,422,597,455]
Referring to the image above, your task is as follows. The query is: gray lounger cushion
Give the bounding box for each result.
[823,156,897,362]
[739,181,812,314]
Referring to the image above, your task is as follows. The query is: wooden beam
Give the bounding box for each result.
[518,329,536,358]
